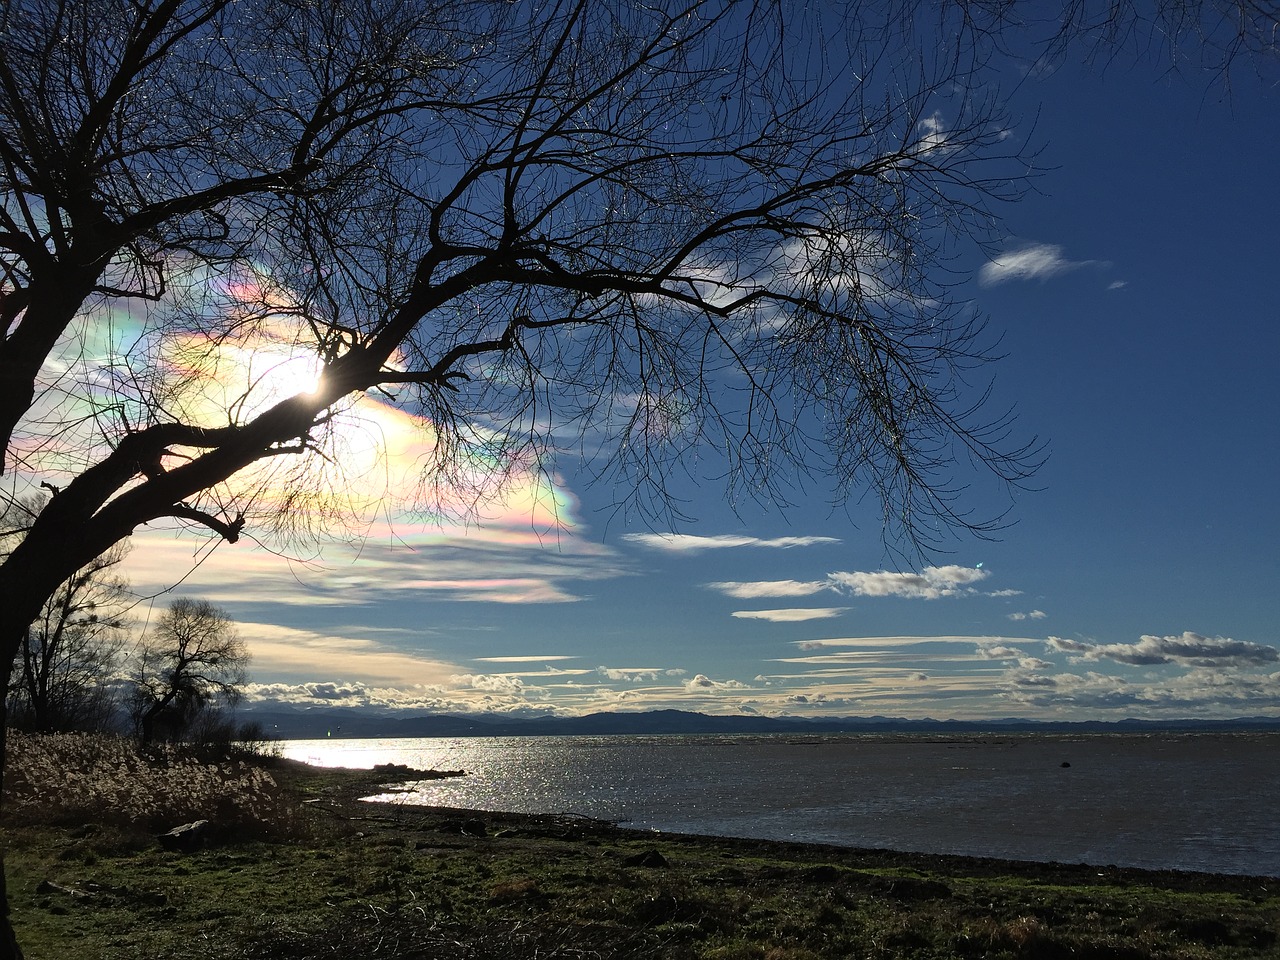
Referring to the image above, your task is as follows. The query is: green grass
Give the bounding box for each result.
[3,736,1279,959]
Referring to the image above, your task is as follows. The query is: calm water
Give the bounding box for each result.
[279,732,1280,877]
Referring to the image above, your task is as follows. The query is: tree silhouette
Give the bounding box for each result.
[1,0,1045,707]
[9,540,129,734]
[128,598,247,745]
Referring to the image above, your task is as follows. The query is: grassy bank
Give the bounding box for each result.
[3,734,1278,959]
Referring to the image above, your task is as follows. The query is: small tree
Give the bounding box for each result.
[129,599,248,745]
[2,500,129,733]
[9,542,129,734]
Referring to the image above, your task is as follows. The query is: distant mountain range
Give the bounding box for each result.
[238,705,1280,740]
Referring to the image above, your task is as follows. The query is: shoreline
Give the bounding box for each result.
[286,759,1280,896]
[9,754,1279,958]
[273,730,1280,880]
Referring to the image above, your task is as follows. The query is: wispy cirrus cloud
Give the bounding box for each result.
[232,620,466,687]
[795,636,986,650]
[622,533,839,552]
[1048,632,1279,667]
[469,665,592,678]
[398,578,583,603]
[978,242,1099,286]
[732,607,848,622]
[774,636,1037,674]
[124,520,627,609]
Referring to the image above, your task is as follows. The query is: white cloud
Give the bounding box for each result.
[828,564,989,599]
[597,666,668,682]
[622,533,840,552]
[732,607,848,622]
[705,579,830,598]
[241,679,582,717]
[1048,632,1279,668]
[683,674,750,692]
[451,673,527,693]
[979,643,1027,660]
[914,112,950,152]
[245,680,439,711]
[290,681,365,701]
[978,242,1095,286]
[1002,666,1280,715]
[1007,609,1047,621]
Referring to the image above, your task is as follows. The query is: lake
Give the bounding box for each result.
[278,731,1280,877]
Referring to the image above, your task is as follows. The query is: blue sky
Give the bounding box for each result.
[116,36,1280,723]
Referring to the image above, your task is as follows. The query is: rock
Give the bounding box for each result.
[35,880,92,898]
[631,893,680,924]
[623,849,669,868]
[436,817,488,837]
[158,819,211,853]
[800,864,843,883]
[875,875,952,901]
[372,763,465,780]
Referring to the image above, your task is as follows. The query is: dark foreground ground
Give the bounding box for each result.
[6,760,1279,959]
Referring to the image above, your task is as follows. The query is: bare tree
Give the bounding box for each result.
[9,541,130,734]
[0,0,1040,600]
[128,598,247,745]
[1047,0,1279,77]
[928,0,1279,79]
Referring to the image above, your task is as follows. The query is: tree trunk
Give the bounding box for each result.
[0,856,21,960]
[0,656,25,960]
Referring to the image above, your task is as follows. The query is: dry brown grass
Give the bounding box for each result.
[4,731,289,834]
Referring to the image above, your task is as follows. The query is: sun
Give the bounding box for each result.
[242,345,323,403]
[162,328,324,426]
[152,295,576,537]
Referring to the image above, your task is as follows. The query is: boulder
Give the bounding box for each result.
[35,880,92,898]
[158,819,211,853]
[623,849,669,868]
